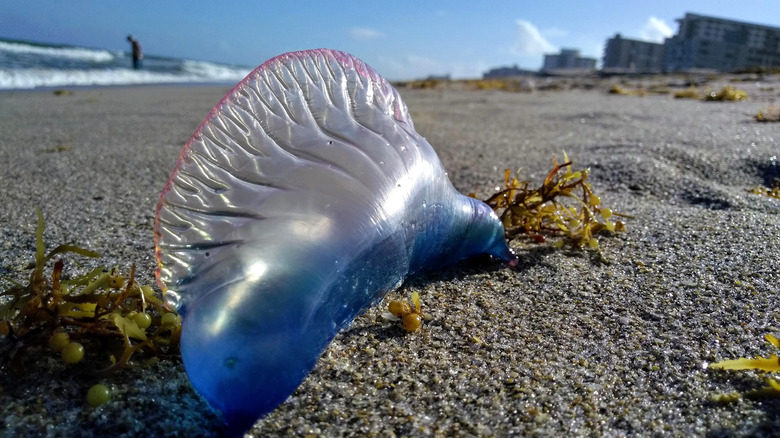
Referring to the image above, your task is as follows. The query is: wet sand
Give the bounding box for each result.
[0,78,779,437]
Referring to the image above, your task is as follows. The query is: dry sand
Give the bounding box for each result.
[0,77,779,437]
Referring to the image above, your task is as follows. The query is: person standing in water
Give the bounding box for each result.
[127,35,143,70]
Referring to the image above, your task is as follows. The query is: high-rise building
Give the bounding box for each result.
[602,34,665,73]
[664,13,780,72]
[542,49,597,73]
[483,64,538,78]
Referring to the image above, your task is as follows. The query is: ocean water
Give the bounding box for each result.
[0,38,254,90]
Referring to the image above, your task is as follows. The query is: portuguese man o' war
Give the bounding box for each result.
[154,49,518,432]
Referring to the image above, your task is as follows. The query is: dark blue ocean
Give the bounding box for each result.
[0,38,253,90]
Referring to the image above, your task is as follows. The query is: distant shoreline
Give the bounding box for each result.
[5,73,777,105]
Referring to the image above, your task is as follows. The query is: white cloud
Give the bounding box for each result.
[512,20,556,56]
[640,16,674,42]
[348,27,385,41]
[542,27,569,39]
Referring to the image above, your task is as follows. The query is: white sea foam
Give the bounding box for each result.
[0,66,253,90]
[0,41,114,63]
[182,60,253,81]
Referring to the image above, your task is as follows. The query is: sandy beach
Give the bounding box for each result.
[1,77,779,437]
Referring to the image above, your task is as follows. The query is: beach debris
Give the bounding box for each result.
[608,84,646,96]
[704,85,748,101]
[387,291,424,333]
[672,85,748,101]
[41,141,72,153]
[403,78,445,89]
[466,78,534,92]
[608,83,669,97]
[749,181,780,199]
[673,87,702,99]
[646,84,672,94]
[479,152,627,253]
[709,334,780,400]
[755,105,780,122]
[608,84,629,95]
[394,77,535,92]
[0,209,181,375]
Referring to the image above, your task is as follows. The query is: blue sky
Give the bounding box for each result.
[1,1,776,80]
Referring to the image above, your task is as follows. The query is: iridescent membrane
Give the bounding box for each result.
[155,49,516,433]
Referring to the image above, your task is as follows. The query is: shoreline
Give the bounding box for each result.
[2,70,778,94]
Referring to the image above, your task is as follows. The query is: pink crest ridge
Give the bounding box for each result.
[153,49,403,299]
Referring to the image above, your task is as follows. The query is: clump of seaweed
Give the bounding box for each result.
[41,141,72,153]
[607,83,670,97]
[478,153,627,252]
[749,181,780,199]
[405,78,444,90]
[756,105,780,122]
[709,334,780,401]
[673,85,748,101]
[608,84,646,96]
[704,85,748,101]
[0,209,181,375]
[384,154,628,335]
[608,84,628,95]
[646,84,671,95]
[674,87,703,99]
[468,79,510,91]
